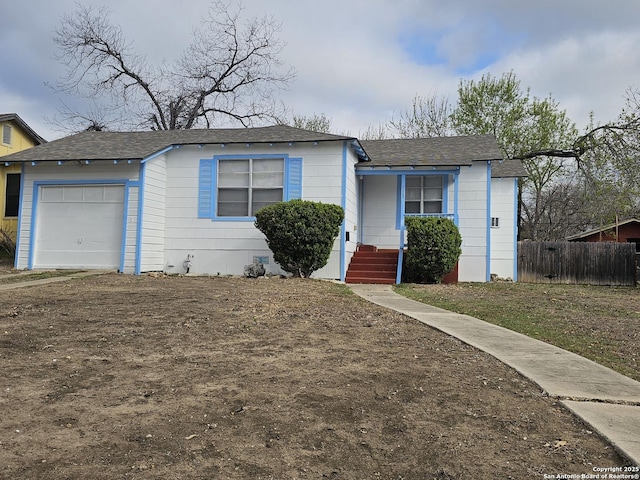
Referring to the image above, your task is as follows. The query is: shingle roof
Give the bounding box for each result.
[0,113,47,145]
[0,125,355,163]
[491,158,528,178]
[1,126,527,178]
[358,134,526,178]
[360,135,501,166]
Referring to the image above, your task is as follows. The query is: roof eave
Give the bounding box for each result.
[567,218,640,240]
[0,113,47,145]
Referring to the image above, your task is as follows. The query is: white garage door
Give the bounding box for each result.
[34,185,125,269]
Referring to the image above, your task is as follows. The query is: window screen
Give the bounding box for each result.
[217,158,284,217]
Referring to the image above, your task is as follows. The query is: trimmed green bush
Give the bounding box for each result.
[403,216,462,283]
[254,200,344,278]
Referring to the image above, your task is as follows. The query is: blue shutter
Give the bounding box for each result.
[198,159,214,218]
[286,157,303,200]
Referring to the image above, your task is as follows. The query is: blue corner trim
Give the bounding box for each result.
[358,175,364,244]
[340,142,348,282]
[27,177,39,270]
[486,162,492,281]
[513,177,519,281]
[120,185,130,273]
[135,163,146,275]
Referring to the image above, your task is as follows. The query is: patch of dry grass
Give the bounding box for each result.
[395,282,640,381]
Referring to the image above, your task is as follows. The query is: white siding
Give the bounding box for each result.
[16,161,140,271]
[361,175,398,248]
[313,144,359,280]
[490,177,517,280]
[162,142,347,278]
[456,163,489,282]
[140,156,167,272]
[122,187,138,274]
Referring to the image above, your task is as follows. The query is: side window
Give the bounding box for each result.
[4,173,20,217]
[2,125,11,146]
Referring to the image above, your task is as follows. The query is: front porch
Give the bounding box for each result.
[345,242,459,285]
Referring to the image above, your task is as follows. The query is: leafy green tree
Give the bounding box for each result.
[451,72,531,158]
[254,200,344,278]
[403,217,461,284]
[451,72,578,240]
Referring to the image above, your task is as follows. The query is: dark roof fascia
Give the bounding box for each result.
[566,218,640,241]
[0,113,47,145]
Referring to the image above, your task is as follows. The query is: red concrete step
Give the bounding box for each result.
[347,264,396,273]
[346,269,396,279]
[346,246,399,284]
[351,253,398,263]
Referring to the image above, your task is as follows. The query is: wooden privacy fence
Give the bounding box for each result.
[517,241,638,286]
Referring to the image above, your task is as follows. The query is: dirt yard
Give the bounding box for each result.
[0,273,629,479]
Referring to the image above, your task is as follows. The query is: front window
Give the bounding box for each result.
[4,173,20,217]
[217,158,284,217]
[405,176,443,214]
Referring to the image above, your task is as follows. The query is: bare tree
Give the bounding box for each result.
[286,113,333,133]
[388,93,454,138]
[52,1,295,131]
[357,123,390,140]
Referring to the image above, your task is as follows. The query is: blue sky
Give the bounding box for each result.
[1,0,639,140]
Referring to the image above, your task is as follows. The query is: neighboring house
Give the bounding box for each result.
[0,126,526,282]
[567,218,640,253]
[0,113,47,241]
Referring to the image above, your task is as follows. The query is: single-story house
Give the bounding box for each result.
[567,218,640,253]
[1,113,47,241]
[0,125,526,283]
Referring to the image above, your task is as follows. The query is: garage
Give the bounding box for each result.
[33,184,125,269]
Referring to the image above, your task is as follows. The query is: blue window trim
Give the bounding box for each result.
[395,172,455,230]
[27,179,133,272]
[198,154,302,222]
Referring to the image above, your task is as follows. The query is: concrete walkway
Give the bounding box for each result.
[349,283,640,466]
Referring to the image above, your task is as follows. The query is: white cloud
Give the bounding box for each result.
[2,0,640,140]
